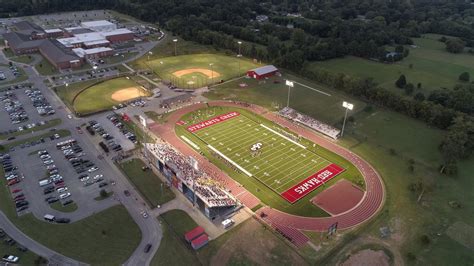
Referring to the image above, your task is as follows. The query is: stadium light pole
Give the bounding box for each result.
[209,63,214,85]
[285,80,294,108]
[237,41,242,56]
[173,39,178,56]
[341,101,354,137]
[147,51,153,61]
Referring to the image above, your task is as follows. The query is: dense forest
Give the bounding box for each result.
[1,0,473,171]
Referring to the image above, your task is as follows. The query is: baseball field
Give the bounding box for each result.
[71,77,151,115]
[176,106,364,217]
[144,54,261,88]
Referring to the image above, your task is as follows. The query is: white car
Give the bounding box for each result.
[88,166,99,173]
[59,192,71,199]
[67,114,73,119]
[57,187,68,193]
[43,160,54,165]
[2,255,19,263]
[141,211,148,219]
[93,174,103,180]
[80,176,90,182]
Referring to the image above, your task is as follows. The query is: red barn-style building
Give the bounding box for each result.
[247,65,279,79]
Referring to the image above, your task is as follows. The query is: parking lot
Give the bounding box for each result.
[0,84,58,134]
[52,66,121,87]
[2,129,119,221]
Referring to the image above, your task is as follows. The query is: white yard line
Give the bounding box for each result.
[208,145,253,177]
[180,135,200,150]
[260,124,306,149]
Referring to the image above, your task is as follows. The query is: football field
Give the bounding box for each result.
[186,110,345,203]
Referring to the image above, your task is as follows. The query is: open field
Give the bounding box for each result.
[176,106,363,216]
[0,173,141,265]
[70,77,151,115]
[208,73,366,125]
[9,54,35,64]
[151,210,199,266]
[120,158,175,207]
[309,34,474,94]
[34,57,58,76]
[142,54,261,88]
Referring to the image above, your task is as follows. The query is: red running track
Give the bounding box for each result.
[149,101,385,232]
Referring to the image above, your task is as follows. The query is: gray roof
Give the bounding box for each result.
[39,40,79,63]
[69,28,93,35]
[3,32,43,50]
[251,65,278,75]
[13,21,44,35]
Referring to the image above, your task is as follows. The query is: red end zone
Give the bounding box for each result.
[281,164,345,204]
[187,112,240,132]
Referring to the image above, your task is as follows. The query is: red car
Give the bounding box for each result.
[11,189,22,194]
[14,196,25,202]
[7,179,19,186]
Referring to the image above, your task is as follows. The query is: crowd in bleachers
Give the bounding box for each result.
[146,142,237,208]
[279,107,341,139]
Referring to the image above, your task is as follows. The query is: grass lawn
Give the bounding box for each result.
[144,111,171,124]
[54,79,98,110]
[49,201,78,213]
[151,210,199,266]
[10,55,35,64]
[119,158,175,207]
[103,52,139,65]
[2,48,15,58]
[0,129,71,152]
[308,34,474,95]
[208,72,366,125]
[0,243,47,265]
[0,172,141,265]
[0,118,62,140]
[141,54,261,89]
[35,57,58,76]
[73,77,151,115]
[176,106,363,217]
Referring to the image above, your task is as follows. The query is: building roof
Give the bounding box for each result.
[102,28,133,36]
[3,32,43,50]
[191,233,209,247]
[184,226,205,241]
[81,20,115,28]
[72,47,113,58]
[250,65,278,75]
[13,21,44,35]
[39,40,80,64]
[44,28,63,34]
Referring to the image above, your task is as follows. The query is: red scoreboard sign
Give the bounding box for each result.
[281,164,345,204]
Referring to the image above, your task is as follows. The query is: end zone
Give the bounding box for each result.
[281,164,345,204]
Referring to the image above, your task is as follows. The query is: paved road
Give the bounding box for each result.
[0,40,164,265]
[0,212,86,266]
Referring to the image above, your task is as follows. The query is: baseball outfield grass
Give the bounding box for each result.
[55,77,152,115]
[73,77,151,115]
[137,53,261,89]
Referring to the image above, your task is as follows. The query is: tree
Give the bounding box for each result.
[445,38,465,53]
[99,189,108,198]
[396,74,407,88]
[405,83,414,95]
[459,72,470,82]
[414,92,425,101]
